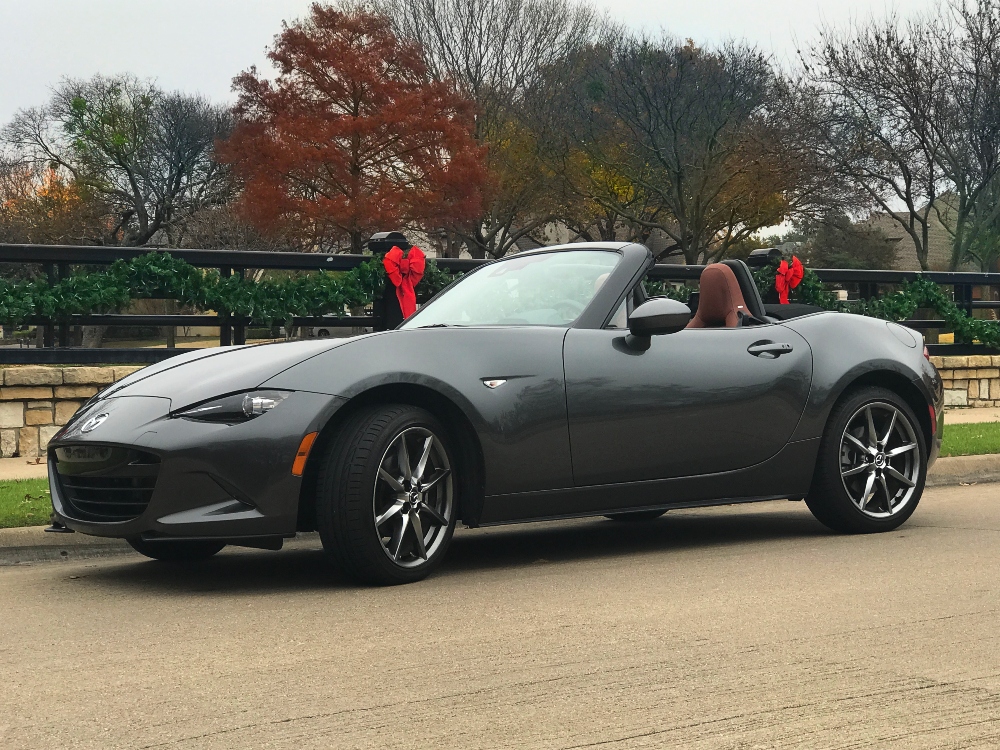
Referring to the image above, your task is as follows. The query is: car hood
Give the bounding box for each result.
[104,336,372,410]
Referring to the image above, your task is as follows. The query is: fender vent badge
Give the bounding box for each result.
[482,379,507,389]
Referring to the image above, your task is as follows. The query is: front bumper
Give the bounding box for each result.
[48,391,346,540]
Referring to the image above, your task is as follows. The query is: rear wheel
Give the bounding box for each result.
[127,537,225,562]
[316,405,457,585]
[806,386,926,533]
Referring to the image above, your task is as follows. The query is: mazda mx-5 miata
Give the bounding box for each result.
[48,243,944,584]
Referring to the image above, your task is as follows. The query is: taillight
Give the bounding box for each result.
[923,345,930,361]
[929,404,937,436]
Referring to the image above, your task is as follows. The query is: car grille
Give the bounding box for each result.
[52,446,160,522]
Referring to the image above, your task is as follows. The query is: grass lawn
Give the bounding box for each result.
[939,422,1000,457]
[0,478,52,529]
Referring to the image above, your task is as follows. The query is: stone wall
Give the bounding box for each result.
[929,355,1000,407]
[0,366,144,458]
[0,355,992,457]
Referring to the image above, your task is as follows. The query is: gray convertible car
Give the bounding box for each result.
[48,243,943,584]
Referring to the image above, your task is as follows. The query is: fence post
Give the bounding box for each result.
[43,263,55,347]
[955,282,974,316]
[858,281,878,301]
[57,262,69,347]
[219,266,232,346]
[367,231,408,331]
[233,267,246,345]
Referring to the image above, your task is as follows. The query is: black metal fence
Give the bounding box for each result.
[0,243,996,363]
[648,263,998,353]
[0,244,480,364]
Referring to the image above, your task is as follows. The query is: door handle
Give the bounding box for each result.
[748,341,794,358]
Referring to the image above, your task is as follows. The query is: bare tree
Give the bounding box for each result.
[797,3,1000,271]
[524,39,663,245]
[174,204,288,252]
[560,34,812,264]
[793,212,901,269]
[934,1,1000,269]
[4,75,233,248]
[798,24,942,270]
[380,0,600,257]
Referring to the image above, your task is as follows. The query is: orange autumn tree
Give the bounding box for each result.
[218,5,485,253]
[0,164,109,245]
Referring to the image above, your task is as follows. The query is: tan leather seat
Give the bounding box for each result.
[687,263,750,328]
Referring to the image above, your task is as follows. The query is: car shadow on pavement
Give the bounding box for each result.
[74,545,340,596]
[71,502,830,594]
[444,502,830,575]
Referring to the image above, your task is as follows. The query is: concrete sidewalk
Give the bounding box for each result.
[946,406,1000,424]
[0,457,47,481]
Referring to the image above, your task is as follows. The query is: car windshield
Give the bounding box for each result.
[401,250,621,328]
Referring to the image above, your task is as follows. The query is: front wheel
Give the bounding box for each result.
[127,537,225,562]
[316,405,458,585]
[806,386,926,533]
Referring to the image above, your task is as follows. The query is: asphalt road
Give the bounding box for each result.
[2,484,1000,749]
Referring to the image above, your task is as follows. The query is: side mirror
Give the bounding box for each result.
[626,297,691,350]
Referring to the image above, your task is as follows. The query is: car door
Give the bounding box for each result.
[562,323,813,487]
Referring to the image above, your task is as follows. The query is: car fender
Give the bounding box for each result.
[781,312,939,443]
[262,326,575,498]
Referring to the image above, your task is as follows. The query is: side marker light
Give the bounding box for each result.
[292,432,319,476]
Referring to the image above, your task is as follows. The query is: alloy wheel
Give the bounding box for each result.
[839,401,921,518]
[373,426,453,568]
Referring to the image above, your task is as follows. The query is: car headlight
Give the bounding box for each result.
[176,390,291,423]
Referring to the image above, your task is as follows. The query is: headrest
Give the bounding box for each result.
[721,259,767,320]
[687,263,749,328]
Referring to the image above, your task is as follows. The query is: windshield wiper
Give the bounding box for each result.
[416,323,458,328]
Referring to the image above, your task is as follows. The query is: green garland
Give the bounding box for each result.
[643,278,692,303]
[752,261,1000,348]
[0,252,456,325]
[5,251,999,347]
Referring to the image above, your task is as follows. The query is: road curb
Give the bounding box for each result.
[926,453,1000,487]
[0,528,324,566]
[0,528,131,565]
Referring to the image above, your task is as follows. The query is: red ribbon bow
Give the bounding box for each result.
[383,245,426,318]
[775,256,804,304]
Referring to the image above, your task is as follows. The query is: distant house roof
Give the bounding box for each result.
[862,195,970,271]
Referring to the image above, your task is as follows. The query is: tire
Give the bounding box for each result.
[316,404,458,585]
[604,509,667,522]
[806,386,927,534]
[127,537,225,562]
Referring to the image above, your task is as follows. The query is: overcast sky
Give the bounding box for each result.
[0,0,936,125]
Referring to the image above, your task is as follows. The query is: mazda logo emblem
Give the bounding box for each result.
[80,413,109,433]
